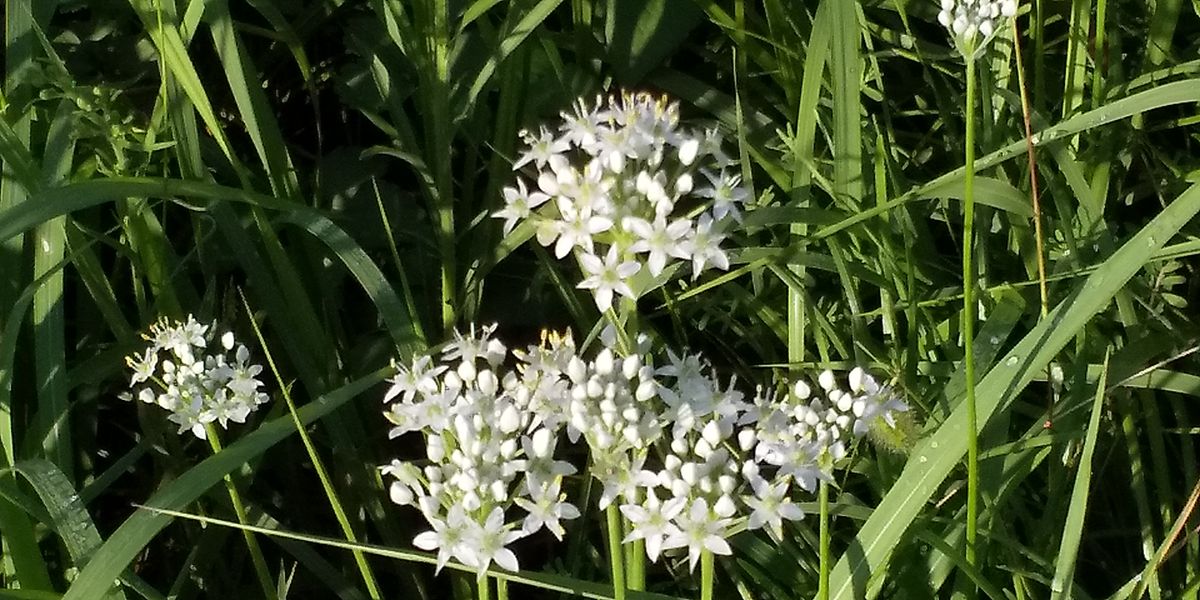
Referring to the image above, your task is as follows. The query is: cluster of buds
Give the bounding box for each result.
[121,316,268,439]
[615,364,908,571]
[381,325,909,575]
[495,91,748,313]
[937,0,1018,59]
[381,325,580,578]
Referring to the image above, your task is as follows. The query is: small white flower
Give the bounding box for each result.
[413,502,474,573]
[625,216,693,277]
[683,214,730,279]
[495,179,550,236]
[463,507,525,577]
[621,494,686,562]
[577,247,641,313]
[514,478,580,540]
[662,498,733,572]
[744,479,805,543]
[513,126,570,170]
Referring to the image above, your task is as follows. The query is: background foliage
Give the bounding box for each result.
[1,0,1199,598]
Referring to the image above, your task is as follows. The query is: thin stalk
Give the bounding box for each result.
[628,538,646,591]
[478,576,491,600]
[204,424,274,599]
[606,504,627,600]
[243,298,383,599]
[700,549,715,600]
[963,56,981,586]
[1010,16,1048,320]
[818,480,831,600]
[496,577,508,600]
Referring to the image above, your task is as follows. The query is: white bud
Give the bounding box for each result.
[596,349,614,375]
[389,481,414,506]
[738,428,757,452]
[680,462,698,485]
[678,138,700,165]
[714,494,736,517]
[531,428,553,457]
[818,370,835,391]
[718,475,736,494]
[499,404,521,433]
[477,369,498,395]
[676,173,694,195]
[702,420,723,446]
[793,380,811,400]
[427,435,445,462]
[457,360,477,382]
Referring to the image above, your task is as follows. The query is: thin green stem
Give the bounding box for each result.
[204,424,275,599]
[700,549,715,600]
[242,301,383,599]
[628,538,646,591]
[818,479,830,600]
[478,576,491,600]
[606,504,627,600]
[496,577,509,600]
[963,56,981,591]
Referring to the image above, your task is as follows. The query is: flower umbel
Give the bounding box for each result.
[497,91,749,311]
[121,316,268,439]
[938,0,1018,60]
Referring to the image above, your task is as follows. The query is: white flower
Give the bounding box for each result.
[513,126,570,170]
[123,316,269,440]
[462,507,525,577]
[938,0,1018,59]
[744,479,805,543]
[625,216,693,277]
[621,494,686,562]
[577,248,640,313]
[683,214,730,279]
[552,197,612,259]
[495,179,550,236]
[413,502,473,573]
[697,170,750,222]
[514,478,580,540]
[662,498,733,572]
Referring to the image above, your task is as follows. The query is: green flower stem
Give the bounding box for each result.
[497,577,509,600]
[478,576,491,600]
[963,56,981,581]
[700,549,715,600]
[606,504,627,600]
[616,299,646,591]
[818,479,830,600]
[204,424,274,599]
[244,294,383,598]
[628,538,646,591]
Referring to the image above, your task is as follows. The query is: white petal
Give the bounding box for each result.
[413,531,439,551]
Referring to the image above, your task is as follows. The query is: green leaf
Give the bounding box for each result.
[828,179,1200,599]
[605,0,704,82]
[61,369,390,600]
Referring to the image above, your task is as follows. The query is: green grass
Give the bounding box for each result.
[2,0,1200,599]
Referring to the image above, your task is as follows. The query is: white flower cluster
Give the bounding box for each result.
[495,92,747,313]
[937,0,1018,58]
[382,325,909,576]
[121,316,268,439]
[381,325,580,578]
[614,364,908,571]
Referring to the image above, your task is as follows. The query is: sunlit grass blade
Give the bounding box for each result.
[1049,350,1110,599]
[130,505,688,600]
